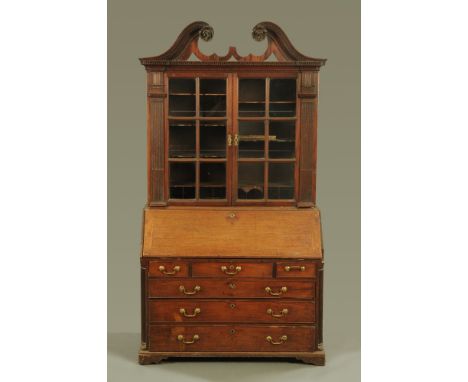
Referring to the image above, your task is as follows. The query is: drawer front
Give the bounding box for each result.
[192,262,272,278]
[276,261,317,278]
[148,261,189,278]
[149,325,315,352]
[148,278,315,299]
[148,300,315,323]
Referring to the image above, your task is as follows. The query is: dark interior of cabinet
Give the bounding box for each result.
[169,79,196,116]
[169,162,195,199]
[238,79,265,117]
[200,79,226,117]
[269,79,296,117]
[167,76,297,203]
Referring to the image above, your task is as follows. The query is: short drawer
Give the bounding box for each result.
[192,262,272,278]
[148,300,315,323]
[276,261,317,278]
[149,324,316,352]
[148,261,189,278]
[148,278,315,299]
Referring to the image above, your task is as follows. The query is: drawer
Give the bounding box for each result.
[149,324,316,352]
[276,261,317,278]
[192,262,272,278]
[148,261,189,278]
[148,300,315,323]
[148,278,315,299]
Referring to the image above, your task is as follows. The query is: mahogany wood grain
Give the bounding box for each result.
[276,261,317,278]
[148,300,315,324]
[148,278,315,299]
[148,324,316,352]
[142,207,323,258]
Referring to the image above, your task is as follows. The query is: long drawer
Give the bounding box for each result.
[148,325,316,352]
[148,278,315,299]
[148,300,315,323]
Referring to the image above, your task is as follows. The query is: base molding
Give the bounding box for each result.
[138,350,325,366]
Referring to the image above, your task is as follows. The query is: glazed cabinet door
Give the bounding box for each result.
[166,73,233,205]
[233,75,299,205]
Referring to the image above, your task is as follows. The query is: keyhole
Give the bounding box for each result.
[229,283,236,289]
[230,329,236,335]
[230,303,236,309]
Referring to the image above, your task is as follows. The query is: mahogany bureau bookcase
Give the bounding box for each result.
[138,21,327,365]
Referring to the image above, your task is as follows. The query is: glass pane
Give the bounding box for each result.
[200,79,226,117]
[200,162,226,199]
[200,121,226,158]
[269,121,296,158]
[238,162,264,199]
[169,120,195,158]
[238,121,264,158]
[269,79,296,117]
[268,162,295,199]
[169,162,195,199]
[169,79,195,117]
[239,79,265,117]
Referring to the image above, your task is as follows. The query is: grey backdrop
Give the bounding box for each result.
[108,0,360,380]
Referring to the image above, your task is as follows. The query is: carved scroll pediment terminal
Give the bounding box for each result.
[139,21,327,67]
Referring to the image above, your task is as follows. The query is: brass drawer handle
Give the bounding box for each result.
[177,334,200,344]
[284,265,306,272]
[234,134,239,146]
[179,285,201,295]
[267,308,289,318]
[227,134,233,146]
[179,308,201,318]
[221,265,242,275]
[158,265,180,275]
[265,286,287,296]
[266,335,288,345]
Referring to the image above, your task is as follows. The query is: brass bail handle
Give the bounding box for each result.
[179,308,201,318]
[159,265,180,275]
[284,265,306,272]
[179,285,201,295]
[266,335,288,345]
[265,286,288,296]
[267,308,289,318]
[221,265,242,275]
[177,334,200,344]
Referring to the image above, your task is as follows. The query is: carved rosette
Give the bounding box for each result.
[252,24,267,41]
[199,25,214,41]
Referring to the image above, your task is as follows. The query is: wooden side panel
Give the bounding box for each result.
[298,71,318,207]
[148,71,167,206]
[142,208,323,258]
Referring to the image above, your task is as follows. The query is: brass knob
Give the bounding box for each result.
[227,212,236,219]
[158,265,180,275]
[179,285,201,295]
[179,308,201,317]
[266,335,288,345]
[265,286,287,296]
